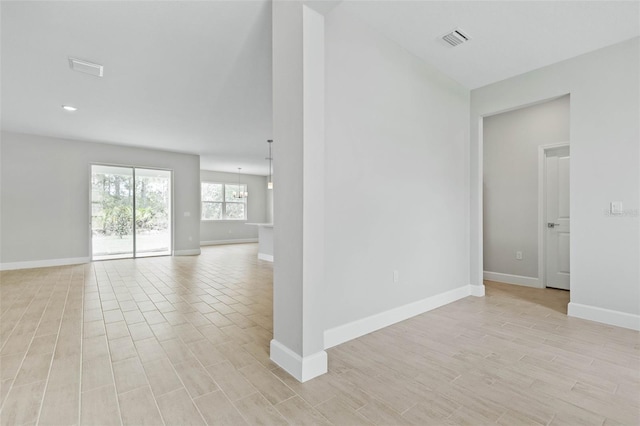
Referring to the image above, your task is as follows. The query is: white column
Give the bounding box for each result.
[270,0,327,382]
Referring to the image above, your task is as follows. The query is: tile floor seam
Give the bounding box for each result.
[0,288,33,353]
[77,268,85,426]
[157,351,209,425]
[33,276,71,426]
[1,293,53,393]
[0,278,46,355]
[93,265,125,426]
[274,395,335,426]
[398,401,418,416]
[155,386,208,426]
[233,392,291,426]
[230,396,256,426]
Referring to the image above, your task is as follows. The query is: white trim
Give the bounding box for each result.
[258,253,274,262]
[0,257,90,271]
[324,284,472,349]
[483,271,542,288]
[200,238,258,246]
[174,249,201,256]
[538,142,570,289]
[470,284,485,297]
[568,302,640,331]
[269,339,327,382]
[473,116,484,288]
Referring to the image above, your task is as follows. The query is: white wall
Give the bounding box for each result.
[0,131,201,267]
[471,38,640,328]
[270,1,328,381]
[484,96,569,279]
[199,170,269,244]
[323,10,471,331]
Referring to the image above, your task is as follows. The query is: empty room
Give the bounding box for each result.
[1,1,638,425]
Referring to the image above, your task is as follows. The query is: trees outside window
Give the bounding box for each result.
[92,173,169,238]
[201,182,247,220]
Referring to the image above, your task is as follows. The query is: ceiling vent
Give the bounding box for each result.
[68,57,104,77]
[442,29,471,47]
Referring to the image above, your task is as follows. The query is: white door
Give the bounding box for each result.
[545,147,570,290]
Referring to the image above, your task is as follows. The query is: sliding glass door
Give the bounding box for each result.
[134,168,172,257]
[91,165,172,260]
[91,166,134,260]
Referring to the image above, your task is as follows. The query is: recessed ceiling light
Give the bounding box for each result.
[62,105,78,112]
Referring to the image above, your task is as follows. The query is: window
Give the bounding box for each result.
[201,182,247,220]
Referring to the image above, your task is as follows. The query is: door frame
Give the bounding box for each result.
[89,163,174,261]
[537,142,569,288]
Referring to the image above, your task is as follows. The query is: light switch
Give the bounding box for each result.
[184,212,191,217]
[610,202,623,215]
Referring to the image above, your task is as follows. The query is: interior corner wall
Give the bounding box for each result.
[199,170,268,244]
[0,131,201,266]
[323,9,470,332]
[483,95,569,279]
[471,37,640,320]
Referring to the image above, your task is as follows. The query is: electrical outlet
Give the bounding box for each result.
[393,270,399,283]
[516,251,523,260]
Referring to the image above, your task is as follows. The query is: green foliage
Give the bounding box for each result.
[135,206,156,230]
[92,173,169,238]
[106,204,132,239]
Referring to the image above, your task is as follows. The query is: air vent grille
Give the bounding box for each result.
[442,29,471,47]
[68,57,104,77]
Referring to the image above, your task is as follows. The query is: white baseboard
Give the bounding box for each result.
[568,302,640,331]
[258,253,274,262]
[324,284,473,350]
[174,249,201,256]
[201,238,258,246]
[0,257,90,271]
[470,284,485,297]
[270,339,327,382]
[483,271,542,288]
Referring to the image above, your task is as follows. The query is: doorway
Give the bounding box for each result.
[481,95,570,290]
[91,165,172,260]
[540,145,570,290]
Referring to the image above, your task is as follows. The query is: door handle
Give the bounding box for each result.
[547,222,560,228]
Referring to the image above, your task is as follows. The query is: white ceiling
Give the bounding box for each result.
[340,1,640,89]
[2,1,638,175]
[1,1,273,175]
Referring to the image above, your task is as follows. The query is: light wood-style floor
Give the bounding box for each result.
[1,244,638,425]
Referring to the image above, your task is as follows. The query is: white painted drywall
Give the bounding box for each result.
[323,9,470,330]
[272,0,305,357]
[484,96,569,278]
[271,1,328,380]
[199,170,268,244]
[301,4,326,361]
[471,38,640,317]
[0,131,201,264]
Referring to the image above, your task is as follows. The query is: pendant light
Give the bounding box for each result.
[266,139,273,189]
[233,167,248,199]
